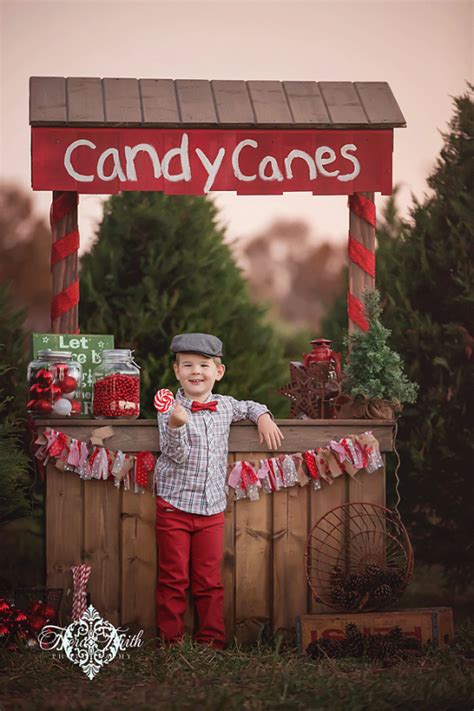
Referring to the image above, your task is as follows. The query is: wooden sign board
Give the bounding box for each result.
[296,608,454,652]
[32,333,114,416]
[31,127,393,195]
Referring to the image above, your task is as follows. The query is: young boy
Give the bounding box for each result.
[154,332,283,649]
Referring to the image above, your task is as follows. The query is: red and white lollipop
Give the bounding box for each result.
[154,388,174,414]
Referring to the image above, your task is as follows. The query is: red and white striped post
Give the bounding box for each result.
[348,192,376,333]
[50,191,80,334]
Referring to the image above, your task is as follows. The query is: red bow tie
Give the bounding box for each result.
[191,400,218,412]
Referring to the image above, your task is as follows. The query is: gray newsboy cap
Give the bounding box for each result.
[170,333,224,357]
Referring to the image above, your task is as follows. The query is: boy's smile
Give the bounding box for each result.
[173,352,225,402]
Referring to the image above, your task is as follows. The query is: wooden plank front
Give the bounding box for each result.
[46,464,84,623]
[235,452,272,643]
[355,82,406,126]
[67,77,105,124]
[30,77,67,124]
[247,81,293,125]
[308,475,349,614]
[121,489,156,637]
[212,80,255,125]
[139,79,180,124]
[283,82,331,125]
[38,420,395,454]
[222,455,236,641]
[175,79,218,124]
[103,78,142,125]
[319,82,367,125]
[272,485,309,635]
[83,478,121,626]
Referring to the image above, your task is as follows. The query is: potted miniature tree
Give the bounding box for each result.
[340,290,418,419]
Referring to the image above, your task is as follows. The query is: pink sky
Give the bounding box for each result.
[1,0,472,253]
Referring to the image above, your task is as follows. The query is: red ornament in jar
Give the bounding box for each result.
[92,349,140,419]
[27,351,82,418]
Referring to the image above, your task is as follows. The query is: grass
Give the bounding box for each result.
[1,623,473,711]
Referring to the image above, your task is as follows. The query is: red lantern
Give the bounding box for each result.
[303,338,342,380]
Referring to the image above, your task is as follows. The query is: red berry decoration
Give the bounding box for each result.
[60,375,77,393]
[0,599,11,614]
[93,374,140,418]
[13,611,28,623]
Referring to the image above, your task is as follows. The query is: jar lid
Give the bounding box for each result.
[37,349,72,359]
[101,349,133,358]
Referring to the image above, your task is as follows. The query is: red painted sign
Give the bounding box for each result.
[31,127,393,195]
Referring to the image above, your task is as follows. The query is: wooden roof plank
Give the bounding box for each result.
[175,80,218,124]
[67,77,105,125]
[319,82,367,125]
[139,79,180,124]
[30,76,67,124]
[211,80,255,125]
[247,81,293,125]
[103,78,142,125]
[283,81,331,125]
[355,82,406,126]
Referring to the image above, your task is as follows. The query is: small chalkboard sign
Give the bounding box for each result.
[32,333,114,416]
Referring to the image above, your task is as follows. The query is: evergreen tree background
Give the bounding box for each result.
[0,285,44,590]
[79,192,292,417]
[321,87,474,587]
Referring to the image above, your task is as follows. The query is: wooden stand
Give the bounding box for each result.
[40,418,394,642]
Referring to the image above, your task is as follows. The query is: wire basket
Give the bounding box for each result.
[14,587,63,620]
[305,502,413,612]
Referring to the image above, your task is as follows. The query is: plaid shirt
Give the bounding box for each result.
[154,388,270,515]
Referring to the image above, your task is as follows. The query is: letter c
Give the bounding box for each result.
[232,139,257,182]
[64,139,96,182]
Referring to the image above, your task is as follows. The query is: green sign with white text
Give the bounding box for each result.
[32,333,114,416]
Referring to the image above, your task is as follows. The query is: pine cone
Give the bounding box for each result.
[342,590,360,610]
[343,623,364,657]
[330,584,346,606]
[365,563,383,587]
[372,583,393,603]
[330,565,344,587]
[384,569,405,590]
[344,573,367,593]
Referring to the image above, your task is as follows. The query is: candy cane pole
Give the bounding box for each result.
[50,191,80,334]
[348,192,376,333]
[71,564,91,620]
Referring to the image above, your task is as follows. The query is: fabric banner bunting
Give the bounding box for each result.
[34,426,384,500]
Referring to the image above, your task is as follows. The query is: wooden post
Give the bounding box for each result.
[50,191,80,333]
[348,192,376,333]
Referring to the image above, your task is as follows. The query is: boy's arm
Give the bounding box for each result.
[157,414,190,464]
[227,396,284,449]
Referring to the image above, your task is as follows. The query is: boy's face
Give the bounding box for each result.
[173,352,225,401]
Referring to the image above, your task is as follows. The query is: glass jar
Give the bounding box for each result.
[27,350,82,417]
[92,349,140,419]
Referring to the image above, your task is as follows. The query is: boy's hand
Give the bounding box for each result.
[168,403,189,429]
[257,413,284,450]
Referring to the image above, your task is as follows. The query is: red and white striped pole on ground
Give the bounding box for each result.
[348,192,376,333]
[71,564,91,620]
[50,191,80,334]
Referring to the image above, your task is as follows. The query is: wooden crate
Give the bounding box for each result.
[40,419,395,642]
[296,607,454,652]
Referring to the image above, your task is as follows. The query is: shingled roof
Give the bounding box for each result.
[29,77,406,129]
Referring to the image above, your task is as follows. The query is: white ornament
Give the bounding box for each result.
[63,390,76,401]
[53,398,72,416]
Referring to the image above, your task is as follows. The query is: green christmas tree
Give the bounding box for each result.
[343,289,418,405]
[79,192,290,416]
[321,86,474,585]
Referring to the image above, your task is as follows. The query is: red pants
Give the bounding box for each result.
[155,496,226,649]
